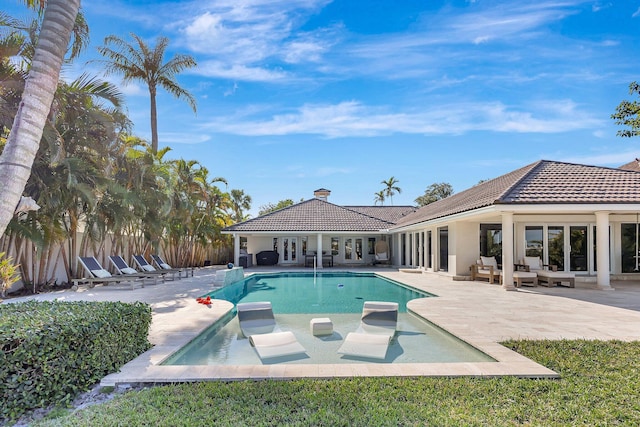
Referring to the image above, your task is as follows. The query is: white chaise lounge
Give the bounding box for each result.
[236,301,306,360]
[338,301,398,360]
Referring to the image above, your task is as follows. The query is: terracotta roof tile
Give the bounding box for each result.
[224,198,397,232]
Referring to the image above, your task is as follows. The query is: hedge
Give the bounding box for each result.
[0,300,152,422]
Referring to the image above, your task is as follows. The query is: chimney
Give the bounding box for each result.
[314,188,331,201]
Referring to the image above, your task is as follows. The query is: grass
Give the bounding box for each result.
[31,340,640,426]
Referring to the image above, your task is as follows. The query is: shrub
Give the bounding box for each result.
[0,300,152,422]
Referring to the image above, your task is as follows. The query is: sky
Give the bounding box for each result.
[5,0,640,217]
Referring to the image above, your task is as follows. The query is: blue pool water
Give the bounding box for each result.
[163,272,495,366]
[211,272,430,313]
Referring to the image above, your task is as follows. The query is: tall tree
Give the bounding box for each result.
[415,182,454,207]
[0,0,81,238]
[230,189,252,222]
[381,176,401,205]
[373,190,386,206]
[96,33,197,152]
[612,82,640,138]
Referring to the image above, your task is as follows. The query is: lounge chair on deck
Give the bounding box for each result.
[470,256,502,284]
[522,256,575,288]
[74,256,145,291]
[338,301,398,360]
[374,240,390,265]
[132,255,179,281]
[151,254,194,278]
[108,255,165,285]
[236,301,306,360]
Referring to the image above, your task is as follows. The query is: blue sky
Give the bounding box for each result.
[6,0,640,216]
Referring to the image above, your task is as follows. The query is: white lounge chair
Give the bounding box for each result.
[74,256,144,291]
[338,301,398,360]
[523,256,575,288]
[237,301,306,360]
[236,301,278,337]
[249,331,306,359]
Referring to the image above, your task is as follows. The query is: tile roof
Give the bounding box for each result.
[344,206,416,223]
[619,158,640,172]
[393,160,640,228]
[223,198,398,232]
[225,160,640,234]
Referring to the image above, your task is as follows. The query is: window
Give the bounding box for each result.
[569,226,587,271]
[548,226,564,270]
[331,237,339,256]
[368,238,375,255]
[480,224,502,264]
[525,226,543,258]
[621,224,639,273]
[439,227,448,271]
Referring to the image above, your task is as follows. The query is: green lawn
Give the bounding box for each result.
[34,340,640,426]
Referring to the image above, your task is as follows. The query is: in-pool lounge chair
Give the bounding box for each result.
[338,301,398,360]
[151,254,194,278]
[374,240,390,265]
[132,255,179,281]
[522,256,575,288]
[236,301,306,359]
[74,256,145,291]
[108,255,166,285]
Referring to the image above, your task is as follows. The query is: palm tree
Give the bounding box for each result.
[96,33,197,153]
[0,0,81,238]
[373,190,386,206]
[230,189,252,222]
[381,176,401,205]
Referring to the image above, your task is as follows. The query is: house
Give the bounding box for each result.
[223,160,640,290]
[223,188,415,268]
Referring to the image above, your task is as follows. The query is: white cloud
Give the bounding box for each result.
[159,132,211,145]
[204,99,603,138]
[564,150,640,166]
[193,61,289,82]
[178,0,335,81]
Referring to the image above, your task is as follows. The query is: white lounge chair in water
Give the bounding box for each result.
[236,301,306,360]
[338,301,399,360]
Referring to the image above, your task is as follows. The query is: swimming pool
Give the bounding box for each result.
[163,272,495,365]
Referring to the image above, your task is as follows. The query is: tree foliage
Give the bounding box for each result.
[381,176,401,205]
[612,82,640,138]
[258,199,294,216]
[415,182,454,207]
[95,33,197,152]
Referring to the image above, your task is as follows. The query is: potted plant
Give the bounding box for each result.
[0,252,21,298]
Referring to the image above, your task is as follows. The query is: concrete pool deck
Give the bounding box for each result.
[6,266,640,385]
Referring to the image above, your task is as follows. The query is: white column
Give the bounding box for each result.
[233,234,240,266]
[595,211,613,290]
[316,233,323,268]
[501,212,516,291]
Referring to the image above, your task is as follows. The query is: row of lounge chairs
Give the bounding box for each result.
[471,255,575,287]
[237,301,399,361]
[72,255,194,291]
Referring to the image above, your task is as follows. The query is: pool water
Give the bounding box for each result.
[211,272,430,313]
[163,272,495,365]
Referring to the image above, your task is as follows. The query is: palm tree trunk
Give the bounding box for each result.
[0,0,80,237]
[150,87,158,152]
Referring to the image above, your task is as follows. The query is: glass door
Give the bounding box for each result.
[570,226,587,271]
[280,237,297,264]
